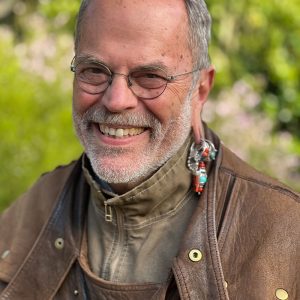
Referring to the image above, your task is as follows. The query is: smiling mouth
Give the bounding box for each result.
[98,124,146,138]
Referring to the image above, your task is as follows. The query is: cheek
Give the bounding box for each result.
[144,98,178,125]
[73,85,100,115]
[147,83,190,122]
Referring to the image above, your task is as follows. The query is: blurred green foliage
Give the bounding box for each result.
[0,0,299,211]
[208,0,300,137]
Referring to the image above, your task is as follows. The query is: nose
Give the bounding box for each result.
[101,74,138,112]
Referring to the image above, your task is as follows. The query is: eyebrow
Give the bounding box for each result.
[76,54,106,64]
[132,62,169,73]
[75,53,170,73]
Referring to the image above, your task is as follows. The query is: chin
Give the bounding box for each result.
[89,156,141,183]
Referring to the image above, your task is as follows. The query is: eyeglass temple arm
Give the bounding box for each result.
[70,56,76,72]
[168,68,201,81]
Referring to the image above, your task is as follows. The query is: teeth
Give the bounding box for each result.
[115,129,124,137]
[123,129,129,136]
[129,129,135,136]
[99,125,145,138]
[109,128,116,136]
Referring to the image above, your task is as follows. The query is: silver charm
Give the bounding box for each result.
[187,139,217,194]
[187,139,217,175]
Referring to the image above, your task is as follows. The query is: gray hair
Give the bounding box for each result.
[74,0,89,51]
[75,0,211,69]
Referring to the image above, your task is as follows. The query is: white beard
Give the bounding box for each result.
[73,94,193,184]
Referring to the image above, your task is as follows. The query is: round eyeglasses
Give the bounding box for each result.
[70,57,200,100]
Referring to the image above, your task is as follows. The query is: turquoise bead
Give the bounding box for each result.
[200,176,207,184]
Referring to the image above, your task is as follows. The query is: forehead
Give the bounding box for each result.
[78,0,192,69]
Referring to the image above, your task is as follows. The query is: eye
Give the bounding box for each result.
[131,70,168,89]
[76,63,110,85]
[144,73,163,79]
[79,64,109,75]
[87,67,105,74]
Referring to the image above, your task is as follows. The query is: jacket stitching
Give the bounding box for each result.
[218,179,241,254]
[217,175,236,238]
[173,259,190,300]
[219,167,299,202]
[206,182,227,299]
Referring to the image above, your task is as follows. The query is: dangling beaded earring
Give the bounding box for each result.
[187,139,217,194]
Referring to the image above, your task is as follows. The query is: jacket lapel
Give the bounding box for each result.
[172,130,230,300]
[0,159,89,300]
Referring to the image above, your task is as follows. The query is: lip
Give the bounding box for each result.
[92,123,150,146]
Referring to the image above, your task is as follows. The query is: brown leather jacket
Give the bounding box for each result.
[0,131,299,299]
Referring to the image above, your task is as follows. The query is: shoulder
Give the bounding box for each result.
[218,143,300,252]
[0,158,80,282]
[217,145,300,299]
[0,159,79,224]
[217,143,299,255]
[219,144,299,204]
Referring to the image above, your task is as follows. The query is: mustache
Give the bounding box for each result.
[74,106,160,128]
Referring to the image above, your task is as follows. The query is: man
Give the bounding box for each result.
[0,0,299,299]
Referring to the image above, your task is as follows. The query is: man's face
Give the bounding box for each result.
[73,0,205,189]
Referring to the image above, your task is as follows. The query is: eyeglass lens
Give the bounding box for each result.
[73,61,168,99]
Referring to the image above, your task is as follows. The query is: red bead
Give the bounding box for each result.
[196,187,203,193]
[199,162,205,168]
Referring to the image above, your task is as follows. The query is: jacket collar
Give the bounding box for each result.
[82,135,193,226]
[172,126,230,299]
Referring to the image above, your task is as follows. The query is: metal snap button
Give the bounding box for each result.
[275,288,289,300]
[1,250,10,260]
[188,249,203,262]
[54,238,64,250]
[74,290,79,296]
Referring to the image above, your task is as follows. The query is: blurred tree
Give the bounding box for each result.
[0,0,82,210]
[0,0,299,211]
[207,0,300,138]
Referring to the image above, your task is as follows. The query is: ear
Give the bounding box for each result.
[191,66,215,143]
